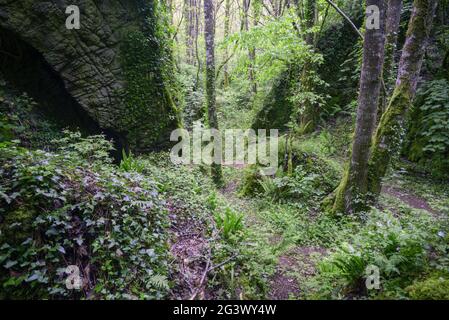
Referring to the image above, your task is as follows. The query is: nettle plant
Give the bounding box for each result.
[0,133,169,299]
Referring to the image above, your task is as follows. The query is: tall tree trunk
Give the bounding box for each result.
[298,0,318,134]
[250,0,262,94]
[185,0,195,64]
[367,0,438,198]
[304,0,316,45]
[204,0,223,185]
[195,0,202,86]
[242,0,257,95]
[327,0,387,214]
[379,0,403,116]
[223,0,231,88]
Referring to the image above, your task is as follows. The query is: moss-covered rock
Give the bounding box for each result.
[0,0,179,152]
[240,136,342,198]
[252,65,300,131]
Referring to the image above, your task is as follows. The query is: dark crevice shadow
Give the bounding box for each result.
[0,27,128,161]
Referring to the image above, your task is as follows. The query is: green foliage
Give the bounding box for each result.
[215,208,244,241]
[140,154,276,299]
[252,65,299,131]
[120,1,180,150]
[218,81,258,130]
[226,8,320,84]
[309,208,448,299]
[52,131,114,166]
[316,3,364,120]
[241,134,342,208]
[0,134,169,299]
[406,273,449,300]
[0,90,61,148]
[120,149,145,173]
[405,79,449,178]
[178,63,205,129]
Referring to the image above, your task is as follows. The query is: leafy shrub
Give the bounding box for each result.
[241,136,341,208]
[405,79,449,179]
[178,63,205,129]
[0,90,61,148]
[0,134,169,299]
[140,154,276,299]
[406,273,449,300]
[309,209,445,299]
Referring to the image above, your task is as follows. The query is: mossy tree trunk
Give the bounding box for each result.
[328,0,387,214]
[185,0,197,65]
[379,0,403,116]
[367,0,438,198]
[223,0,231,88]
[299,0,319,134]
[204,0,224,186]
[242,0,257,95]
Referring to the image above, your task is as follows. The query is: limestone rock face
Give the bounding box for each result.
[0,0,178,151]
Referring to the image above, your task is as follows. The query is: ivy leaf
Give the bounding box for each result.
[4,260,18,269]
[26,273,39,282]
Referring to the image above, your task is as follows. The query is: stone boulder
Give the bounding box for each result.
[0,0,179,152]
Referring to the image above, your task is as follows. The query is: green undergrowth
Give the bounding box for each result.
[0,87,62,149]
[0,133,169,299]
[305,207,449,300]
[135,155,277,299]
[228,125,449,300]
[240,131,344,207]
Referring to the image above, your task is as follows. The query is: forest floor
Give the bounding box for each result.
[218,160,448,300]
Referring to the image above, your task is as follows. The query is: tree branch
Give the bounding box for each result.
[324,0,364,40]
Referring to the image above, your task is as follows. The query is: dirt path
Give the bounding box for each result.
[167,199,211,300]
[382,185,440,216]
[268,246,327,300]
[220,178,326,300]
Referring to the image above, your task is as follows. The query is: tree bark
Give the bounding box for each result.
[367,0,438,198]
[185,0,196,64]
[242,0,257,95]
[379,0,403,116]
[223,0,231,88]
[298,0,318,134]
[204,0,223,185]
[328,0,387,214]
[195,0,202,85]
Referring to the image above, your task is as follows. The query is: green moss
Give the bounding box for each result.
[119,1,180,152]
[241,136,341,199]
[0,207,36,245]
[239,165,263,196]
[406,274,449,300]
[403,79,449,179]
[324,164,350,215]
[252,65,300,131]
[368,83,412,196]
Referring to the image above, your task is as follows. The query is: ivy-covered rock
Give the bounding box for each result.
[0,1,179,152]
